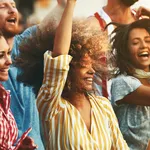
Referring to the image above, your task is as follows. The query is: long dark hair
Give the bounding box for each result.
[107,18,150,76]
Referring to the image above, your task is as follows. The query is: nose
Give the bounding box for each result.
[5,55,12,66]
[8,5,18,14]
[88,67,95,74]
[141,41,148,49]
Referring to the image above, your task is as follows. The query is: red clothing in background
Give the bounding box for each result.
[0,84,18,150]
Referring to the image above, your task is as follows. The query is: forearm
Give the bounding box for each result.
[35,5,66,51]
[53,0,76,57]
[136,6,150,18]
[118,85,150,106]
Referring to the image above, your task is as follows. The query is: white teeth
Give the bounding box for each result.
[141,52,148,55]
[139,51,149,57]
[86,78,93,81]
[7,18,16,23]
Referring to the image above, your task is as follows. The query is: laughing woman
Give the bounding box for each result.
[110,19,150,150]
[0,31,37,149]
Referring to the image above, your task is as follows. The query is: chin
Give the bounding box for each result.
[85,87,93,92]
[3,28,19,37]
[0,76,8,82]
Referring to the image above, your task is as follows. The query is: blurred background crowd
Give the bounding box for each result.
[14,0,150,33]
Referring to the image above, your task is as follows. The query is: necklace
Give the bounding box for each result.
[133,69,150,83]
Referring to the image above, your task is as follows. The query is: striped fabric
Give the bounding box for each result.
[0,84,18,150]
[37,51,129,150]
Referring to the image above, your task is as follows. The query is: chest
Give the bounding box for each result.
[49,104,112,150]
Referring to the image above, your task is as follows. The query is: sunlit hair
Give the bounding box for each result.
[107,18,150,76]
[15,19,111,96]
[63,20,111,98]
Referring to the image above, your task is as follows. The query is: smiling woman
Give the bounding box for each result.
[0,31,18,149]
[0,0,19,37]
[0,33,11,81]
[0,29,37,149]
[109,19,150,150]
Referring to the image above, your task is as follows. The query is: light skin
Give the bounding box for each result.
[0,0,68,49]
[0,36,37,149]
[117,28,150,106]
[57,0,138,26]
[0,35,11,81]
[136,6,150,18]
[0,0,19,39]
[85,0,139,31]
[0,1,38,148]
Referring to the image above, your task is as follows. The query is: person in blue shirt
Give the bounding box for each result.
[0,0,66,149]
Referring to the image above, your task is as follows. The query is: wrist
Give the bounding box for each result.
[67,0,76,6]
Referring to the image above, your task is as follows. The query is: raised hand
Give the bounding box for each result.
[57,0,76,7]
[17,136,38,150]
[136,6,150,18]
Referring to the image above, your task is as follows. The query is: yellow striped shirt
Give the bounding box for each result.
[37,51,129,150]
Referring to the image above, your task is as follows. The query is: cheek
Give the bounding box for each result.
[0,60,5,68]
[129,45,138,57]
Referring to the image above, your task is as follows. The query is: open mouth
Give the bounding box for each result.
[138,51,149,58]
[7,17,17,24]
[85,78,93,84]
[0,68,9,73]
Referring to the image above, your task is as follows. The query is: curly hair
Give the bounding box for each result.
[63,20,111,98]
[108,18,150,76]
[15,19,111,96]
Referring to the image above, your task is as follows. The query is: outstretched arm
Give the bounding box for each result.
[52,0,76,57]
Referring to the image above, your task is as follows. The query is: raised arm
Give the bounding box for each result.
[136,6,150,19]
[38,0,67,32]
[38,0,71,41]
[52,0,76,57]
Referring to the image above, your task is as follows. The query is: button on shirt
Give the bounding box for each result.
[0,84,18,149]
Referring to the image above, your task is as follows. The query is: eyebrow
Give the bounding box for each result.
[0,48,11,53]
[145,36,150,38]
[0,2,16,5]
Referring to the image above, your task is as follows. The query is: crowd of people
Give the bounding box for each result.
[0,0,150,150]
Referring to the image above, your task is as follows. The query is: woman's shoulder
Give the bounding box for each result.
[111,74,141,87]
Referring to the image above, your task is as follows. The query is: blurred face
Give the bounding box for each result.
[128,28,150,71]
[0,0,19,37]
[72,54,95,92]
[120,0,138,6]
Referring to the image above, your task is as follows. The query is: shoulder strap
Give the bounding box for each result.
[94,12,105,30]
